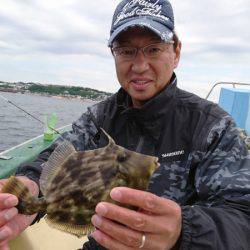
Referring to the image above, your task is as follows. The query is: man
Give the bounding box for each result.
[0,0,249,249]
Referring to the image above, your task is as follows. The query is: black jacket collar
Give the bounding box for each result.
[114,73,178,142]
[116,73,177,118]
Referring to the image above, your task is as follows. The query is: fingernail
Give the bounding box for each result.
[4,197,17,207]
[110,188,122,200]
[4,208,18,221]
[0,228,9,241]
[96,204,107,216]
[91,230,101,241]
[92,215,102,227]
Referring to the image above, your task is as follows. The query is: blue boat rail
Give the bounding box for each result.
[205,82,250,100]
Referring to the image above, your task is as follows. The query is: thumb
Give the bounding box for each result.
[0,242,10,250]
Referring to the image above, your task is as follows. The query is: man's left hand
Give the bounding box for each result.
[91,187,182,250]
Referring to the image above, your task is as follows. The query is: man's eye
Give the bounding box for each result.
[147,47,161,55]
[120,48,134,56]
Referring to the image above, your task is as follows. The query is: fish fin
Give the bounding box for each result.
[1,176,39,214]
[45,215,94,238]
[100,127,116,146]
[40,140,76,195]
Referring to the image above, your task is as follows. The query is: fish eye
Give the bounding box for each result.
[117,154,127,162]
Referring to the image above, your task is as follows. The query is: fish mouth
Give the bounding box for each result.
[154,158,160,169]
[156,162,160,169]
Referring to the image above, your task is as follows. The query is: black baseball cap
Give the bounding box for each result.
[108,0,175,47]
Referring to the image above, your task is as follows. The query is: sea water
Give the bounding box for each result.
[0,92,94,152]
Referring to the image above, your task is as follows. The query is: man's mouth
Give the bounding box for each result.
[132,80,150,85]
[130,79,152,90]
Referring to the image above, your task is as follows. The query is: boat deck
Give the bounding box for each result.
[10,219,87,250]
[0,125,71,179]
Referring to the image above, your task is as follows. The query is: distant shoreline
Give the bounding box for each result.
[0,81,112,101]
[0,89,96,102]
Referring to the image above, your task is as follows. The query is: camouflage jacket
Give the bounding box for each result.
[16,74,250,250]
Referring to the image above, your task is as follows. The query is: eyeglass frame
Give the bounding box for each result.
[111,41,175,61]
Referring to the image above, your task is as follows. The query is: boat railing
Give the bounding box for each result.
[205,82,250,100]
[0,124,72,178]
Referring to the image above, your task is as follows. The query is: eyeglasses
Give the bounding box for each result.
[112,41,174,61]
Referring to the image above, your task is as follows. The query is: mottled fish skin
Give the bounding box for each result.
[45,140,158,227]
[2,129,158,237]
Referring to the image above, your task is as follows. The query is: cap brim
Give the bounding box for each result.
[108,18,173,47]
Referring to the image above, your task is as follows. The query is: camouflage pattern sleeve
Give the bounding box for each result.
[55,107,99,151]
[180,117,250,250]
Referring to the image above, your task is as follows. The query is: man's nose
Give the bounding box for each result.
[131,50,150,73]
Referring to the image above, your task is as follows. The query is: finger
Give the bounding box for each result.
[92,214,143,248]
[95,202,167,233]
[0,241,9,250]
[91,229,133,250]
[0,208,18,227]
[4,215,29,237]
[110,187,179,215]
[0,227,11,244]
[0,195,18,210]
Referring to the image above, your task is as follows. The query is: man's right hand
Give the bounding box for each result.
[0,176,39,250]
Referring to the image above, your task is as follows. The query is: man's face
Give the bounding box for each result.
[112,27,181,108]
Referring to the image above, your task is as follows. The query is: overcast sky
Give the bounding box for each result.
[0,0,249,99]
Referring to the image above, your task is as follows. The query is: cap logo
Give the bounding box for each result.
[114,0,170,26]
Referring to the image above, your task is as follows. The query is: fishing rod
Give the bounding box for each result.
[0,93,62,136]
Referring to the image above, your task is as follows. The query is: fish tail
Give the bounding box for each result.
[1,176,46,215]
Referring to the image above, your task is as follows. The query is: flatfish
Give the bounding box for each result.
[1,129,159,237]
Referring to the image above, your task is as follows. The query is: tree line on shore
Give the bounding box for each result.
[0,81,112,100]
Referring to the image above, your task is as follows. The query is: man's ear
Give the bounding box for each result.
[174,41,182,68]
